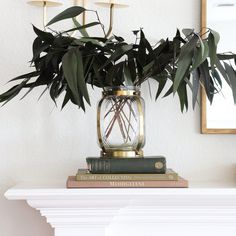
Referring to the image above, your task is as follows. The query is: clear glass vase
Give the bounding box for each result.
[97,86,145,158]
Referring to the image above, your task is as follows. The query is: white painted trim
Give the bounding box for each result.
[5,182,236,236]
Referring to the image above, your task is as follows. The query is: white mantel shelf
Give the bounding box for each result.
[4,181,236,236]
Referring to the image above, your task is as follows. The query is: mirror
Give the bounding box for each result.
[201,0,236,134]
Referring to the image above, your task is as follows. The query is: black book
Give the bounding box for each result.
[86,156,166,174]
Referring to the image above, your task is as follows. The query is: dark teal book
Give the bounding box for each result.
[86,156,166,174]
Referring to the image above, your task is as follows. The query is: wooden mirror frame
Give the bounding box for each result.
[201,0,236,134]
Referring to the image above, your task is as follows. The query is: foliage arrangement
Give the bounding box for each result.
[1,6,236,112]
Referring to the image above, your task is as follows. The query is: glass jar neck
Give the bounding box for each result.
[103,86,140,96]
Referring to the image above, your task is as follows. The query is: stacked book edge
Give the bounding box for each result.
[67,175,188,188]
[67,156,189,188]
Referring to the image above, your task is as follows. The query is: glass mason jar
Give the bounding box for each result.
[97,86,145,158]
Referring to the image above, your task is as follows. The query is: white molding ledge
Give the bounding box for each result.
[4,182,236,236]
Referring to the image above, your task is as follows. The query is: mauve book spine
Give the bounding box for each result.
[67,176,188,188]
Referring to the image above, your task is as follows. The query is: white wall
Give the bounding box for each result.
[1,0,236,235]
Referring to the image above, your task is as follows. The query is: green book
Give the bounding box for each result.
[86,156,166,174]
[76,169,178,181]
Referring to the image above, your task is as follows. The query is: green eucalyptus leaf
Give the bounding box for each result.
[215,57,231,86]
[1,90,21,106]
[49,78,60,105]
[177,81,188,112]
[123,62,133,86]
[212,69,222,88]
[179,34,198,60]
[64,22,100,34]
[192,69,200,109]
[44,53,54,67]
[61,89,70,110]
[184,75,193,92]
[173,53,192,92]
[208,32,217,71]
[211,30,220,45]
[114,62,125,86]
[191,41,209,71]
[182,28,194,37]
[84,56,94,81]
[76,90,86,111]
[224,62,236,104]
[198,36,205,57]
[163,85,173,98]
[106,63,120,86]
[8,71,40,82]
[73,48,90,105]
[143,61,154,74]
[33,25,54,43]
[199,60,214,103]
[20,86,36,100]
[127,58,137,83]
[32,37,43,60]
[62,48,90,109]
[65,87,85,111]
[0,79,30,105]
[102,44,133,68]
[72,18,89,37]
[47,6,85,26]
[77,38,101,47]
[32,42,49,61]
[81,37,108,43]
[173,35,199,92]
[153,40,169,57]
[0,85,20,101]
[173,29,182,59]
[138,30,147,66]
[114,35,124,42]
[152,75,168,100]
[37,86,49,101]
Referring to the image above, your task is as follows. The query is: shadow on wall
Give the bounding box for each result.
[1,185,53,236]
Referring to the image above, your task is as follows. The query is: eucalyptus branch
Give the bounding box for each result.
[104,98,136,143]
[120,109,132,142]
[1,5,236,113]
[88,10,106,38]
[114,101,126,140]
[105,99,126,138]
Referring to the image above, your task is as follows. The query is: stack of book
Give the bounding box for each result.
[67,156,188,188]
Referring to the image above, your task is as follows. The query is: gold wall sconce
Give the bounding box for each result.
[27,1,63,31]
[95,1,129,37]
[27,0,128,36]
